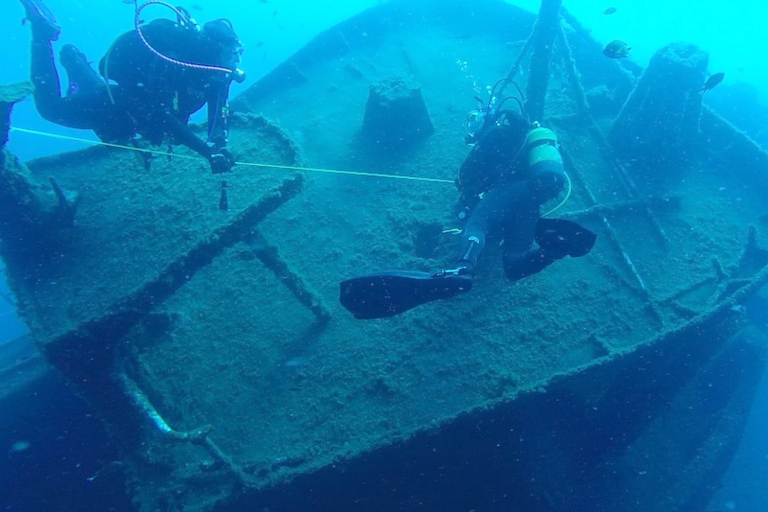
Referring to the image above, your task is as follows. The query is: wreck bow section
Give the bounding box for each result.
[1,0,768,511]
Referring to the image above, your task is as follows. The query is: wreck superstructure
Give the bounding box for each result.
[1,1,768,510]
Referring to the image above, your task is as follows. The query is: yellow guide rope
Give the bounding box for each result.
[9,126,570,216]
[9,127,455,184]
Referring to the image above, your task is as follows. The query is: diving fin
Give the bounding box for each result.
[340,270,473,320]
[535,218,596,258]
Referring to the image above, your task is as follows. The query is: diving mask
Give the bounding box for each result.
[464,109,492,145]
[462,78,529,145]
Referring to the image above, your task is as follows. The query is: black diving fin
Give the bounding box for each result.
[340,270,473,320]
[535,218,596,258]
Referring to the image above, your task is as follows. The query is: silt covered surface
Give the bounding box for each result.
[3,0,768,510]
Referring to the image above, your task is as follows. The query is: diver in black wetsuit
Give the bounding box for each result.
[340,79,597,319]
[19,0,245,174]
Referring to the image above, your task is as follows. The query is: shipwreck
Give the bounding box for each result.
[1,0,767,510]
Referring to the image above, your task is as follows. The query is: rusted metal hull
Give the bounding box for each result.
[2,1,767,510]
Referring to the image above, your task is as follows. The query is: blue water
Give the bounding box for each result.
[1,0,380,159]
[1,1,767,510]
[3,0,767,160]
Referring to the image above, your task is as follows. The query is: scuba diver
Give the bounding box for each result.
[340,79,597,319]
[18,0,246,174]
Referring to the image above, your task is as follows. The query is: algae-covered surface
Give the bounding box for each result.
[0,81,34,104]
[8,0,768,508]
[18,115,303,338]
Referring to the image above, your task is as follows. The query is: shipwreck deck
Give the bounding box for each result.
[2,0,768,510]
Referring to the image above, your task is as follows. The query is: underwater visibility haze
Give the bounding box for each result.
[1,0,767,511]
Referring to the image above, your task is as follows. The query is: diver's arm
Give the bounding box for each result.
[162,111,211,157]
[162,111,234,173]
[205,82,231,150]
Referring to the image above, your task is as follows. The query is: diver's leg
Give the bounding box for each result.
[22,0,63,118]
[504,217,598,281]
[449,185,502,274]
[29,36,106,129]
[482,181,552,282]
[452,181,539,275]
[29,40,123,133]
[502,216,599,282]
[23,0,106,130]
[59,44,106,97]
[28,24,65,123]
[454,220,485,276]
[20,0,60,41]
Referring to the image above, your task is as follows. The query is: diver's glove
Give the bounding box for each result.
[209,148,236,174]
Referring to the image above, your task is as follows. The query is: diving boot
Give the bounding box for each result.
[20,0,60,41]
[60,44,106,96]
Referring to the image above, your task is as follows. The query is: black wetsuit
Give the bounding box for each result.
[454,113,567,281]
[30,19,230,159]
[338,112,591,319]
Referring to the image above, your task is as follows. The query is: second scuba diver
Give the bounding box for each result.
[18,0,246,174]
[340,79,597,319]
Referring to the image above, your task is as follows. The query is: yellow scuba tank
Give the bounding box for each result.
[525,122,562,174]
[524,122,571,208]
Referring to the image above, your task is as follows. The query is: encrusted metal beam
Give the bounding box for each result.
[524,0,562,122]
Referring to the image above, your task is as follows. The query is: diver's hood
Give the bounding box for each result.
[202,18,242,51]
[464,108,502,145]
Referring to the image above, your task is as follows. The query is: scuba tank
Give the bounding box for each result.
[524,122,566,204]
[525,123,562,174]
